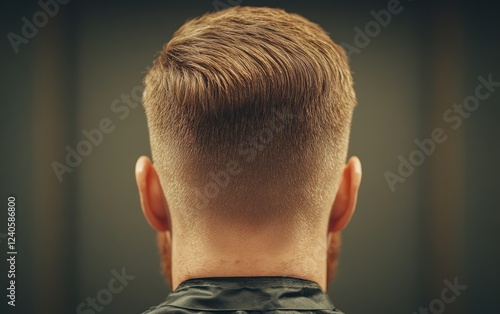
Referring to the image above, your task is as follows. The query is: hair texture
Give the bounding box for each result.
[143,6,356,235]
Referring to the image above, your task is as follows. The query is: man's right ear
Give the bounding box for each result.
[328,156,362,233]
[135,156,170,232]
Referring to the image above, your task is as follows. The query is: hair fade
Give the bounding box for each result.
[143,6,356,231]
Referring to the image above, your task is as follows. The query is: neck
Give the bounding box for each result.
[170,226,328,291]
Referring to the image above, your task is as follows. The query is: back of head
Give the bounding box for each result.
[143,6,356,238]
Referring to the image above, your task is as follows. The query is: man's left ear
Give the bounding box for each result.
[135,156,170,232]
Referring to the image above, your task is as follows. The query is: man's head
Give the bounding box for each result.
[136,6,361,290]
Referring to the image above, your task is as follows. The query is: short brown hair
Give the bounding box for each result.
[143,6,356,234]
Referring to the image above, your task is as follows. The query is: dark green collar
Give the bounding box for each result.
[145,276,343,313]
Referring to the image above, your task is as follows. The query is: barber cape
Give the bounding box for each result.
[142,276,344,313]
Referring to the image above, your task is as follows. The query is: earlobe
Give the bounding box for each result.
[329,156,362,233]
[135,156,170,232]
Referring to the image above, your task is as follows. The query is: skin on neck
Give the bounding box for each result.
[136,156,361,292]
[168,222,332,291]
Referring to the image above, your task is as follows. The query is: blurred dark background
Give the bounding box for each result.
[1,0,499,313]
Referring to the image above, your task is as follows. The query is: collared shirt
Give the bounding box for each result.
[142,276,344,313]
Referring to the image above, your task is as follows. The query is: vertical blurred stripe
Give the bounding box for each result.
[32,11,71,314]
[428,3,466,313]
